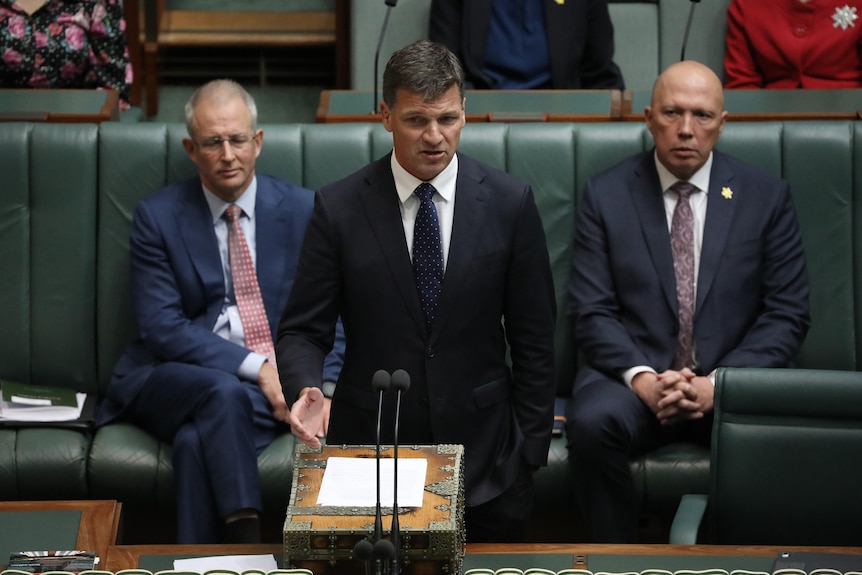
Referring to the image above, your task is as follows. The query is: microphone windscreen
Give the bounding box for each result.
[353,538,374,560]
[373,538,396,559]
[390,369,411,392]
[385,0,398,6]
[372,369,391,393]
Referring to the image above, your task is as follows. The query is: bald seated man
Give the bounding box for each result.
[564,61,811,542]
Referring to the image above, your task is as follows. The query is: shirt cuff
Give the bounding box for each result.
[623,365,657,388]
[239,352,267,381]
[321,381,337,398]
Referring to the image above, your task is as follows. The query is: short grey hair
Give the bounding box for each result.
[184,79,258,137]
[382,40,465,109]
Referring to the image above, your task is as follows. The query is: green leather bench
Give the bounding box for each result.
[0,120,859,543]
[670,367,862,545]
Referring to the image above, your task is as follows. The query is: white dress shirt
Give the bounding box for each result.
[623,152,714,386]
[202,176,266,380]
[390,151,458,271]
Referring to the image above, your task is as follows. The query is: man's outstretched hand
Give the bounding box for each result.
[288,386,331,448]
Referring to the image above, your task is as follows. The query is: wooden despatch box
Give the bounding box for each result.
[283,443,465,575]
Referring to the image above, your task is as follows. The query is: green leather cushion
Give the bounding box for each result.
[4,428,90,500]
[89,422,295,512]
[712,368,862,545]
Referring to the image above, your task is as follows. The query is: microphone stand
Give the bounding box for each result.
[391,390,402,575]
[370,369,391,575]
[680,0,702,61]
[372,0,398,113]
[389,369,411,575]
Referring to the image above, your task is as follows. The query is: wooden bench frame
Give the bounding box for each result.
[125,0,350,116]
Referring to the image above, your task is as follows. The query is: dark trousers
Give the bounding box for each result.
[128,362,283,543]
[565,373,712,542]
[464,463,535,543]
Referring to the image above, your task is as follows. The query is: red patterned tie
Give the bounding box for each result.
[670,181,698,371]
[225,204,276,365]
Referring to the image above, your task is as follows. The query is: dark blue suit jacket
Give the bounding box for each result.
[429,0,624,89]
[569,149,810,388]
[97,174,344,425]
[276,152,557,507]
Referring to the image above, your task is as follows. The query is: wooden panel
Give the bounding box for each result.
[141,1,349,115]
[0,89,119,123]
[158,11,335,45]
[0,500,121,567]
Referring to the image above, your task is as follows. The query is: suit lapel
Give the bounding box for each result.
[696,152,737,314]
[176,180,224,305]
[360,156,428,334]
[630,154,678,313]
[254,178,290,324]
[431,154,490,342]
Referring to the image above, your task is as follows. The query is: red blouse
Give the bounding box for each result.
[724,0,862,88]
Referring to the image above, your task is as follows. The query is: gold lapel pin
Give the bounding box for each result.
[721,187,733,199]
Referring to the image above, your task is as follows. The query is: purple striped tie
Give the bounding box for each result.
[670,181,698,371]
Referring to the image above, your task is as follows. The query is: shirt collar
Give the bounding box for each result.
[654,151,713,195]
[202,175,258,223]
[390,151,458,205]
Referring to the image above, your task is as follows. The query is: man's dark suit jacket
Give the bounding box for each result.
[569,149,810,388]
[97,174,343,425]
[429,0,624,90]
[276,152,557,507]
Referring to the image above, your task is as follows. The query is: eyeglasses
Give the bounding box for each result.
[196,133,257,154]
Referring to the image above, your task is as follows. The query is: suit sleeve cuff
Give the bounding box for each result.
[623,365,656,388]
[239,352,267,381]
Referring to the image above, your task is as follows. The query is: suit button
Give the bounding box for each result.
[425,346,434,358]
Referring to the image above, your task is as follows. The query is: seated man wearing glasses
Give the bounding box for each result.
[95,79,345,544]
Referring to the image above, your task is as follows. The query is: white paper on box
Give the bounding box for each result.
[316,456,427,507]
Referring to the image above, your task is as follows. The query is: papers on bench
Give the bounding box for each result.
[0,380,87,422]
[173,555,278,574]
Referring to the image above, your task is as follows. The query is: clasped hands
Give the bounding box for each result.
[632,368,715,425]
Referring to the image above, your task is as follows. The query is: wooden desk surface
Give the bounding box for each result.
[317,90,622,124]
[104,543,862,572]
[0,500,122,568]
[0,88,120,123]
[319,89,862,124]
[622,88,862,122]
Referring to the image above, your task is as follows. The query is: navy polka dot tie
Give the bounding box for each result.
[413,183,443,333]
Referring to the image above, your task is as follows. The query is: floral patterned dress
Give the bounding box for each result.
[0,0,132,108]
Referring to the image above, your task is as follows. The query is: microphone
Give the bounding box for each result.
[371,369,391,558]
[388,369,411,575]
[372,538,395,575]
[372,0,399,113]
[680,0,702,61]
[353,538,374,575]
